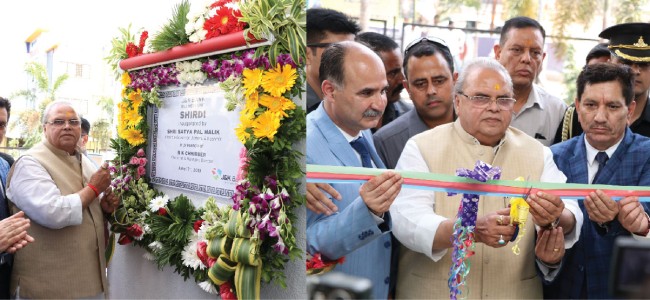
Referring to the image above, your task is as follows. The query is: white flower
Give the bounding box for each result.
[198,281,218,294]
[142,252,155,261]
[194,16,206,31]
[197,221,211,240]
[185,21,196,36]
[191,60,202,71]
[143,224,151,234]
[192,71,207,84]
[149,195,169,213]
[149,241,163,251]
[181,236,204,270]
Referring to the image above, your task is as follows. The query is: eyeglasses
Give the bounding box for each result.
[46,119,81,127]
[307,42,332,48]
[404,36,450,55]
[458,93,517,110]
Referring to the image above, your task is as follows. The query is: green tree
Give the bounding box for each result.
[614,0,646,23]
[91,96,115,151]
[10,61,69,148]
[502,0,538,19]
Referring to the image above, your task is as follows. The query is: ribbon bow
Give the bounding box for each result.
[207,209,261,300]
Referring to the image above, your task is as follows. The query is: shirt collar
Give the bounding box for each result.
[336,126,362,143]
[523,84,544,110]
[584,135,623,167]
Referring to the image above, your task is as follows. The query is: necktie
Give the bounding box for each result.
[593,151,609,183]
[350,137,374,168]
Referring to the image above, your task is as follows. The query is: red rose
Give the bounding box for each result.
[158,208,168,216]
[126,224,143,239]
[196,241,210,267]
[219,281,237,300]
[118,234,133,245]
[193,219,204,233]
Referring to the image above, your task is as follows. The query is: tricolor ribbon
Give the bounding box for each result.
[307,164,650,201]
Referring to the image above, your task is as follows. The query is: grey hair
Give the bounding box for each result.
[42,101,77,124]
[454,57,513,96]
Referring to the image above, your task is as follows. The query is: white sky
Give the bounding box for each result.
[0,0,186,96]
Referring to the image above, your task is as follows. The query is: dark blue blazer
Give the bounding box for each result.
[546,128,650,299]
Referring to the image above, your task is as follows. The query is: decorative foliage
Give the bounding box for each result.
[150,0,192,52]
[106,0,305,297]
[239,0,306,67]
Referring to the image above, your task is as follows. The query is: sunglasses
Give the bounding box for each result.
[404,36,450,54]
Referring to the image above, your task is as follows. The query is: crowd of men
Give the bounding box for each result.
[307,7,650,299]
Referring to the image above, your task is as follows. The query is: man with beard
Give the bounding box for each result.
[306,41,403,299]
[355,32,412,130]
[494,16,567,146]
[306,8,360,114]
[373,36,456,169]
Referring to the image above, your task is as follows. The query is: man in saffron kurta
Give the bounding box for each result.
[6,101,120,299]
[390,58,583,298]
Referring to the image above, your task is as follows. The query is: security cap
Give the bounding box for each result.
[599,23,650,62]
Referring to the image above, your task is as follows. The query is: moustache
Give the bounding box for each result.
[363,109,382,118]
[589,125,611,131]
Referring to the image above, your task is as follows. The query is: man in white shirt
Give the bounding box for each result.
[390,57,582,298]
[6,101,119,299]
[494,16,567,146]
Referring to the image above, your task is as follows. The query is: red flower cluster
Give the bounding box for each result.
[193,219,204,232]
[126,31,149,58]
[196,241,216,268]
[117,224,144,245]
[306,253,345,271]
[203,5,245,40]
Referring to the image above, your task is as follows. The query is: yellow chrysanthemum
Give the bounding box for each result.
[242,68,264,96]
[123,108,142,127]
[260,64,297,97]
[122,128,146,146]
[243,91,260,118]
[121,72,132,87]
[259,94,296,118]
[235,114,253,143]
[252,110,281,141]
[128,90,143,108]
[117,102,129,127]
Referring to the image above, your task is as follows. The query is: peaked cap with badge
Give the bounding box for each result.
[599,22,650,62]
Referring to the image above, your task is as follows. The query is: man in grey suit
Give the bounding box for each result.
[373,36,457,169]
[306,41,403,298]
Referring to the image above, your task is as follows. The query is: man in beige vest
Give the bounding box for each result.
[390,57,583,298]
[6,101,119,299]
